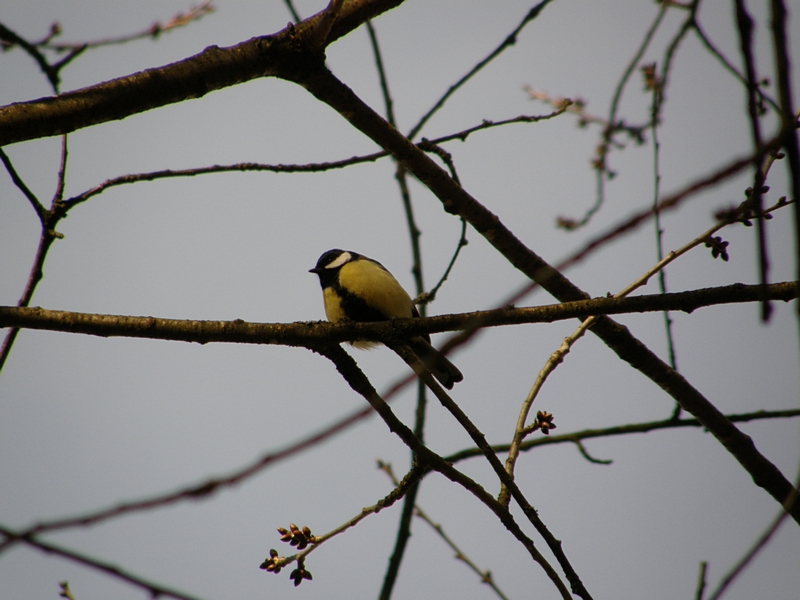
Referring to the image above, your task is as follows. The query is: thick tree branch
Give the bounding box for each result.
[1,281,796,346]
[389,343,589,597]
[0,0,403,146]
[313,343,572,599]
[291,63,800,524]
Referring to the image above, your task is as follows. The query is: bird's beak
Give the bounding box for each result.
[309,267,321,274]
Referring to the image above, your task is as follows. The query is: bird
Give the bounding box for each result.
[309,249,463,389]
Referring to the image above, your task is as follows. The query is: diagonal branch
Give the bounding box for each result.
[407,0,554,140]
[0,147,47,220]
[378,461,511,600]
[390,344,591,599]
[500,195,794,499]
[0,23,61,91]
[262,464,425,576]
[313,343,573,599]
[292,62,800,524]
[0,0,403,146]
[0,524,205,600]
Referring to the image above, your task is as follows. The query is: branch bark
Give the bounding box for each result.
[1,281,796,346]
[292,63,800,524]
[0,0,405,146]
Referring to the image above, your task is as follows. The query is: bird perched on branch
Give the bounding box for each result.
[309,249,463,389]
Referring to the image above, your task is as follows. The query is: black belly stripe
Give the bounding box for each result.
[328,281,432,343]
[333,282,391,322]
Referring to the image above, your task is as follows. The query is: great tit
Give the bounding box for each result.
[309,249,463,389]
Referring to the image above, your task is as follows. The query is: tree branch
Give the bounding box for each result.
[313,343,572,599]
[0,524,205,600]
[0,0,402,146]
[0,281,795,346]
[293,62,800,525]
[445,409,800,464]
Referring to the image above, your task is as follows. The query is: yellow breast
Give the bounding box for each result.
[338,259,414,319]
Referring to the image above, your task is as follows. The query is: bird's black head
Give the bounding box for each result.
[309,249,356,287]
[309,249,353,273]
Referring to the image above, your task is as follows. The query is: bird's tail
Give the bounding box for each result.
[408,337,463,390]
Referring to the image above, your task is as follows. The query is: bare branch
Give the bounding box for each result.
[0,23,61,91]
[378,461,511,600]
[768,0,800,293]
[261,464,425,579]
[706,478,798,600]
[1,281,796,348]
[0,524,206,600]
[695,561,709,600]
[59,111,563,209]
[280,55,799,519]
[576,1,671,227]
[0,0,404,146]
[501,196,793,501]
[0,147,46,221]
[313,343,573,599]
[408,0,554,140]
[444,409,800,464]
[40,2,215,52]
[735,0,771,321]
[390,345,590,599]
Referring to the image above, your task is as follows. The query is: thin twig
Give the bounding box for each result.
[735,0,771,321]
[768,0,800,305]
[0,139,67,373]
[378,461,511,600]
[283,0,302,23]
[390,345,591,599]
[485,136,782,321]
[695,561,708,600]
[524,87,645,136]
[573,440,613,465]
[577,1,671,228]
[62,113,564,209]
[412,139,469,306]
[314,343,572,600]
[53,135,69,204]
[41,2,215,52]
[0,147,46,221]
[691,21,779,113]
[263,464,425,575]
[0,232,60,373]
[499,195,791,500]
[706,476,798,600]
[0,23,61,91]
[407,0,554,140]
[0,525,206,600]
[444,409,800,464]
[651,1,700,401]
[643,57,682,417]
[417,217,468,307]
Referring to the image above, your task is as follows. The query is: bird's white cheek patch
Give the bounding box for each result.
[325,252,352,269]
